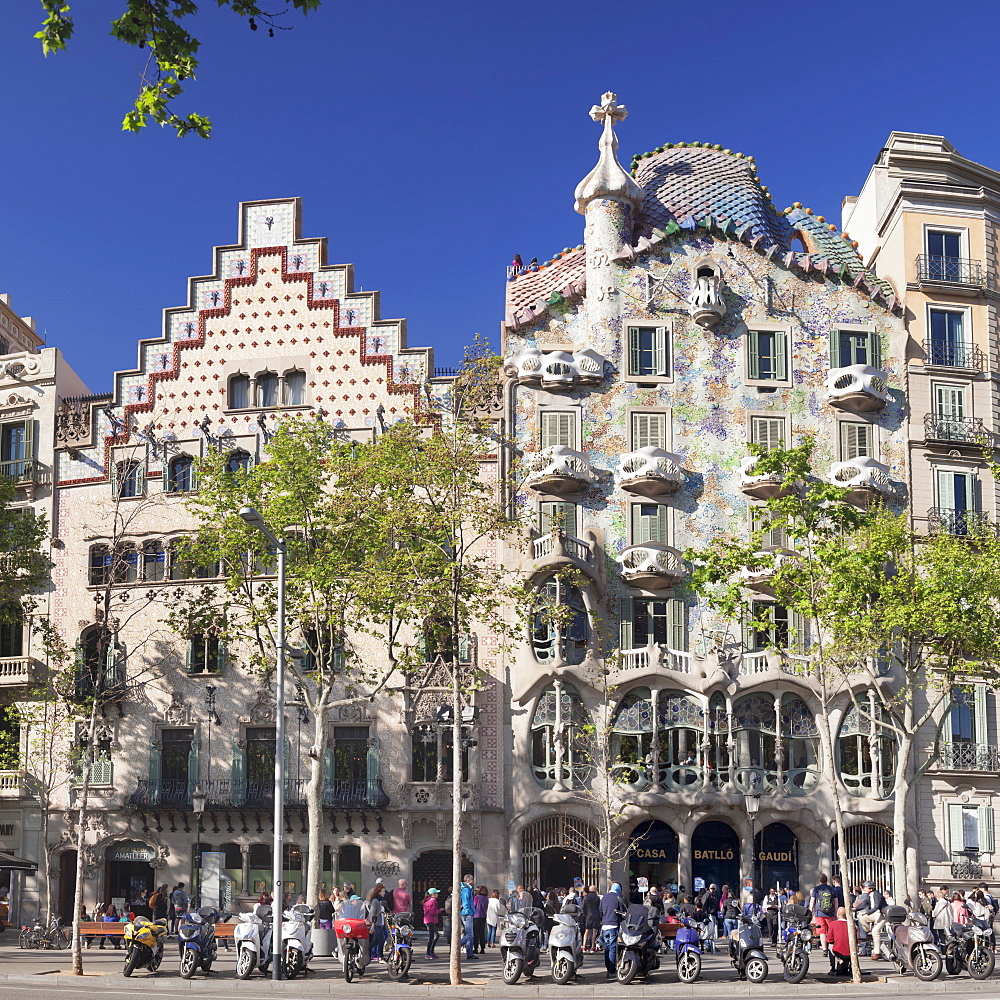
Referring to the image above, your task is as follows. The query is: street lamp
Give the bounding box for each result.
[238,505,287,982]
[192,784,206,907]
[744,786,761,895]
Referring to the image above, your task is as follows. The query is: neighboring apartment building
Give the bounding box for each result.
[845,133,1000,889]
[501,95,910,894]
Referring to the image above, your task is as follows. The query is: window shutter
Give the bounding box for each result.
[628,327,641,377]
[830,331,841,368]
[184,638,194,674]
[187,736,199,801]
[619,595,634,650]
[980,806,996,853]
[231,738,245,805]
[775,331,787,381]
[458,631,471,663]
[215,641,227,674]
[110,462,120,499]
[103,636,118,692]
[654,328,669,376]
[22,419,34,472]
[841,423,872,460]
[789,611,808,654]
[974,686,989,745]
[540,411,575,450]
[949,803,966,854]
[148,744,162,802]
[284,735,291,794]
[748,331,760,380]
[539,501,577,537]
[668,599,686,652]
[936,471,956,510]
[870,332,882,370]
[366,738,380,805]
[91,758,112,785]
[631,412,666,451]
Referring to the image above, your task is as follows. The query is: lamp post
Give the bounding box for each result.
[191,784,206,907]
[744,786,761,895]
[238,505,287,981]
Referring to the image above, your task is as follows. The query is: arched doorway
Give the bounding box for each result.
[58,850,77,924]
[754,823,798,891]
[629,820,679,899]
[692,821,739,891]
[412,850,474,911]
[522,816,600,888]
[104,840,155,907]
[832,823,893,895]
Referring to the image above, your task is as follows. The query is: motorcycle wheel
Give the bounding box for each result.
[285,948,301,980]
[945,950,962,976]
[617,954,639,985]
[503,954,524,985]
[385,950,403,981]
[968,945,995,981]
[783,951,808,985]
[235,946,255,980]
[399,948,412,978]
[123,947,142,977]
[149,947,163,973]
[677,950,701,984]
[746,956,768,984]
[552,955,574,985]
[201,958,213,972]
[913,947,943,982]
[179,948,198,979]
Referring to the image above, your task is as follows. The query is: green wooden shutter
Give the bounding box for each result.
[103,636,118,693]
[366,738,380,805]
[654,327,669,376]
[539,501,577,536]
[215,640,227,674]
[619,595,634,650]
[628,327,641,376]
[979,806,995,853]
[184,637,194,674]
[110,462,120,499]
[790,611,808,654]
[974,686,989,745]
[775,331,787,380]
[830,331,841,368]
[748,331,761,380]
[458,631,471,663]
[841,423,873,460]
[742,608,756,652]
[148,744,162,803]
[22,419,34,475]
[949,803,966,853]
[187,736,199,801]
[633,504,668,544]
[231,738,246,805]
[91,757,112,785]
[540,411,575,449]
[870,332,882,369]
[323,748,335,806]
[668,599,686,652]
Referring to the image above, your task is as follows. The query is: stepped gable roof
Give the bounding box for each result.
[504,247,586,331]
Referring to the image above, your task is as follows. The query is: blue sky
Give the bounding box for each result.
[1,0,996,392]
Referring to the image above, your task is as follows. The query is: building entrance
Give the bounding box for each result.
[539,846,582,889]
[692,820,739,891]
[628,820,678,899]
[754,823,798,890]
[104,841,155,908]
[412,850,474,911]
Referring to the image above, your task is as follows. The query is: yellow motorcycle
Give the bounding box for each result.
[123,915,168,976]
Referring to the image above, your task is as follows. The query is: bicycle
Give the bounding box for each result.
[22,917,70,950]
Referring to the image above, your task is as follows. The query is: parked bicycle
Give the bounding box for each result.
[18,916,70,950]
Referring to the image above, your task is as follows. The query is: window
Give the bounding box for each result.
[89,544,112,585]
[112,544,139,584]
[255,373,279,408]
[745,602,791,652]
[76,626,120,701]
[410,723,469,782]
[657,691,703,789]
[838,697,894,798]
[950,687,987,745]
[143,541,165,582]
[539,411,576,450]
[160,728,194,787]
[750,510,790,550]
[926,230,963,280]
[0,605,23,658]
[933,383,966,422]
[113,460,144,499]
[168,455,195,493]
[733,693,777,790]
[331,726,369,784]
[186,634,224,674]
[538,501,577,537]
[620,597,686,650]
[631,411,666,450]
[949,804,995,855]
[225,450,252,475]
[532,576,588,664]
[244,727,276,800]
[831,329,879,369]
[929,310,966,366]
[0,420,32,479]
[302,629,344,673]
[935,469,978,535]
[530,684,589,788]
[840,422,874,460]
[167,541,190,581]
[229,375,250,409]
[611,687,654,783]
[284,371,306,405]
[631,503,669,544]
[749,416,785,451]
[627,327,669,378]
[747,329,788,381]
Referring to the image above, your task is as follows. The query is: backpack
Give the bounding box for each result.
[815,886,834,915]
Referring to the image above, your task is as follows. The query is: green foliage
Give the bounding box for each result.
[35,0,322,137]
[0,480,51,621]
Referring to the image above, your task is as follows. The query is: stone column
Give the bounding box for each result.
[677,827,693,894]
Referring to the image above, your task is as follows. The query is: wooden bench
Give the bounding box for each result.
[78,921,237,940]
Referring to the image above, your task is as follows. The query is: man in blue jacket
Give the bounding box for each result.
[459,873,476,959]
[599,882,626,979]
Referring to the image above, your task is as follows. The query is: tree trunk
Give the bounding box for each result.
[892,734,913,902]
[304,707,327,910]
[70,705,99,976]
[449,666,462,985]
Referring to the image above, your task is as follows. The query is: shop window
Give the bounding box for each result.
[248,844,271,868]
[530,683,589,788]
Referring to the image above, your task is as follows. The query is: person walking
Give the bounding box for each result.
[486,889,506,948]
[472,885,488,953]
[723,891,741,936]
[364,884,388,962]
[763,888,780,946]
[422,887,441,960]
[459,873,476,960]
[390,878,412,914]
[599,882,626,981]
[809,874,837,954]
[169,883,190,935]
[582,885,601,952]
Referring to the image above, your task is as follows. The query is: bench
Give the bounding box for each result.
[78,921,237,940]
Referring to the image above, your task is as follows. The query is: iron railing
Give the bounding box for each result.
[923,339,986,370]
[0,459,39,483]
[938,742,1000,771]
[951,850,983,880]
[927,507,996,537]
[916,255,986,286]
[131,776,389,810]
[924,413,987,444]
[130,778,193,807]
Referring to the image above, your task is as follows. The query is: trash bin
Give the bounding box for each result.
[312,927,335,957]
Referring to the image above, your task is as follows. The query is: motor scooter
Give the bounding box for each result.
[777,903,812,984]
[729,914,768,983]
[281,903,314,979]
[383,911,414,980]
[548,899,584,984]
[178,906,218,978]
[334,914,370,983]
[616,903,661,984]
[233,903,273,979]
[122,915,167,976]
[673,915,702,983]
[500,905,543,984]
[942,918,995,980]
[881,906,942,980]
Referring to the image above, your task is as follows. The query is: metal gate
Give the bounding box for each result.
[832,823,893,895]
[412,849,474,907]
[522,815,600,887]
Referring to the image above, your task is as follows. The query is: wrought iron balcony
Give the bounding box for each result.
[916,255,986,286]
[938,742,1000,771]
[924,338,986,370]
[924,413,986,444]
[0,458,41,484]
[951,850,983,881]
[927,507,995,537]
[130,778,193,807]
[129,776,388,810]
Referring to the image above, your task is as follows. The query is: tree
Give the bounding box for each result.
[689,439,1000,978]
[34,1,322,137]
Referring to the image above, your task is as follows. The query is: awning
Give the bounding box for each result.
[0,851,38,872]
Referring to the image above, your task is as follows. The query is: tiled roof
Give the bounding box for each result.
[505,247,586,330]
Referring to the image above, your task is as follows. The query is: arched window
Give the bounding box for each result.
[780,693,820,794]
[112,544,139,584]
[225,450,252,475]
[531,576,588,664]
[657,691,704,790]
[707,692,730,788]
[838,696,894,798]
[283,370,306,406]
[168,455,195,493]
[733,693,777,792]
[167,540,189,581]
[248,843,271,868]
[530,683,589,788]
[611,687,653,789]
[113,460,143,499]
[142,541,165,582]
[76,626,119,701]
[255,372,278,408]
[229,374,250,409]
[89,544,112,585]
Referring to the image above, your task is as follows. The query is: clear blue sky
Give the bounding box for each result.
[2,0,996,392]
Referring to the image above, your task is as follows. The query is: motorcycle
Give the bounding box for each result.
[383,911,414,980]
[281,903,314,979]
[673,915,702,984]
[942,919,994,980]
[233,903,273,979]
[881,906,942,981]
[334,914,370,983]
[616,903,661,984]
[729,914,768,983]
[122,915,167,976]
[500,905,543,984]
[777,903,812,984]
[548,899,584,985]
[178,906,218,979]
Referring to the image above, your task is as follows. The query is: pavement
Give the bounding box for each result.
[0,933,996,997]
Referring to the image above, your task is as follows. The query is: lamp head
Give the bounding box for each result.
[191,784,207,815]
[238,506,265,528]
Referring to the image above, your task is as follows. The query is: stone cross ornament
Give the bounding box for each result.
[589,92,628,125]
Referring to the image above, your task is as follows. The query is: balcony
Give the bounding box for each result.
[937,742,1000,772]
[529,529,595,581]
[923,338,986,371]
[916,255,987,288]
[131,777,388,810]
[739,456,799,501]
[524,446,592,497]
[616,543,685,590]
[503,347,605,392]
[829,458,894,507]
[618,646,691,673]
[924,413,986,445]
[824,365,889,413]
[0,657,36,687]
[619,447,684,497]
[129,778,192,807]
[951,850,984,881]
[741,547,800,596]
[0,770,30,798]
